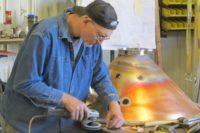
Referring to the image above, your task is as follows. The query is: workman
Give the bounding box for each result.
[0,0,125,132]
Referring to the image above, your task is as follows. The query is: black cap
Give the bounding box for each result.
[74,0,119,30]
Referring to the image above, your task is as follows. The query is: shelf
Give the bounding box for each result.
[0,38,24,54]
[0,50,16,56]
[162,20,194,30]
[162,8,195,17]
[160,0,196,32]
[0,38,24,44]
[162,27,194,31]
[162,2,195,6]
[162,0,196,6]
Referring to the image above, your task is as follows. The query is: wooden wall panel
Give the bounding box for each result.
[161,31,198,102]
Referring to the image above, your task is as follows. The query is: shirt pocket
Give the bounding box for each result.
[45,56,67,89]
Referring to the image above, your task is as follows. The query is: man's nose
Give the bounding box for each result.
[96,39,104,44]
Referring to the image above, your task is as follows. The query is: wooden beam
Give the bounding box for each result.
[0,38,24,44]
[155,0,162,68]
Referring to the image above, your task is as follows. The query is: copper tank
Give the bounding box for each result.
[109,48,200,122]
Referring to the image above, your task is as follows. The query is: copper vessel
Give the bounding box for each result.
[109,48,200,122]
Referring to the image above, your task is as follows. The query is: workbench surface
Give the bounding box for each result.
[59,119,186,133]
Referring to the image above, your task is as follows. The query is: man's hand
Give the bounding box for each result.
[106,101,125,129]
[61,93,89,121]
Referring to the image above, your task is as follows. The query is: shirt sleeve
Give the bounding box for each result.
[12,32,64,108]
[91,46,119,109]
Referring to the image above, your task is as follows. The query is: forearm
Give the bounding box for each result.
[93,79,119,109]
[91,46,119,108]
[11,33,65,108]
[14,80,64,108]
[109,100,121,111]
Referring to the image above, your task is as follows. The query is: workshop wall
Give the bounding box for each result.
[0,0,75,26]
[0,0,75,50]
[161,32,199,102]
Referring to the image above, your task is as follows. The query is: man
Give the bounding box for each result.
[0,0,125,132]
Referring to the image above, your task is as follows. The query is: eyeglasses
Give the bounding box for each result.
[91,21,111,41]
[95,32,110,41]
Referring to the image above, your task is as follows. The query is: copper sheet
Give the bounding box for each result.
[109,54,200,122]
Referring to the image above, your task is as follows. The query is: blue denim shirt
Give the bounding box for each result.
[0,11,118,133]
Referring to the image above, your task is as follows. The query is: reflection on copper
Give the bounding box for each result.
[109,48,200,122]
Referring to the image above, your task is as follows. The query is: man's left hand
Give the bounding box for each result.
[106,101,125,129]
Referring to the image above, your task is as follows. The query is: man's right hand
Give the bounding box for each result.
[61,93,90,121]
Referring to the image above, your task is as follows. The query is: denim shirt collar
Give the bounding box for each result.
[57,11,73,43]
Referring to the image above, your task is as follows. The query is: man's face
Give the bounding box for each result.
[80,19,113,47]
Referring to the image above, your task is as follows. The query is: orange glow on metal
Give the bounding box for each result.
[110,54,200,122]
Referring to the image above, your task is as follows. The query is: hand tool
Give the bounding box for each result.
[28,108,102,133]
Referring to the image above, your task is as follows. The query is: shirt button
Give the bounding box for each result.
[70,85,73,94]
